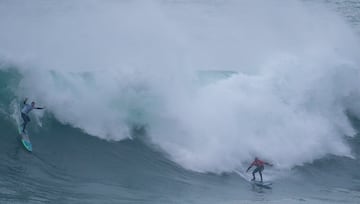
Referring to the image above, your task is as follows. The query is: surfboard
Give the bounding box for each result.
[234,170,273,189]
[252,180,272,189]
[17,125,32,152]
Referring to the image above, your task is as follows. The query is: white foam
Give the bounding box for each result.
[1,0,360,172]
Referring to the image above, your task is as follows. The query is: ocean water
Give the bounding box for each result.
[1,0,360,203]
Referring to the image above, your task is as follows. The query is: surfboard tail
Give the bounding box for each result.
[20,132,32,152]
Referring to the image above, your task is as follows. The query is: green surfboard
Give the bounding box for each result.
[18,125,32,152]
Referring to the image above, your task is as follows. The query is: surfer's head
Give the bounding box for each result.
[31,101,35,107]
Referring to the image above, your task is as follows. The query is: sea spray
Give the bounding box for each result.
[0,0,360,173]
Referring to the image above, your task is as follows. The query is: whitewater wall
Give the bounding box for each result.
[1,0,360,174]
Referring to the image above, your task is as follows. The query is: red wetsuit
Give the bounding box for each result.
[247,158,271,182]
[251,159,265,167]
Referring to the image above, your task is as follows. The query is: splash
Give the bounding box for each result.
[1,0,360,173]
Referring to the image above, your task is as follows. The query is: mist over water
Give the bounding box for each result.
[1,0,360,174]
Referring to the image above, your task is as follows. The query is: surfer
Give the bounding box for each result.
[21,98,45,133]
[246,157,273,182]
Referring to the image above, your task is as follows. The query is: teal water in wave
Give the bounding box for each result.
[1,0,360,203]
[1,106,360,203]
[1,68,360,203]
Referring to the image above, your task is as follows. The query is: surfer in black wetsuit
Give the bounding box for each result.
[21,98,45,133]
[246,157,273,182]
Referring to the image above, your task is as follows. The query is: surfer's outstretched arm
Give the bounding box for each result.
[23,97,28,105]
[264,162,273,167]
[246,164,253,172]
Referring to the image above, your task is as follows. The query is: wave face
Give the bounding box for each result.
[1,0,360,203]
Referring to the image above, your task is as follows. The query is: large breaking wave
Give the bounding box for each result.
[1,0,360,175]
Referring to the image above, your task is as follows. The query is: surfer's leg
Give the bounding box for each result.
[259,166,264,182]
[23,122,26,131]
[21,113,26,124]
[252,168,259,181]
[259,171,263,182]
[22,114,30,132]
[22,121,27,132]
[21,113,27,132]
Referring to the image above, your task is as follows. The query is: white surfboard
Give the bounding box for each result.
[252,180,272,189]
[235,170,272,189]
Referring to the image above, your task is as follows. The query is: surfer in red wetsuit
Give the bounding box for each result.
[246,157,273,182]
